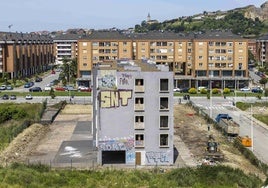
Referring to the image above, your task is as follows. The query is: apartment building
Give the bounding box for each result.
[256,33,268,67]
[0,32,53,79]
[53,34,81,64]
[78,30,249,89]
[92,59,174,166]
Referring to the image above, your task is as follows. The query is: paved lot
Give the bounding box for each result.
[28,105,97,168]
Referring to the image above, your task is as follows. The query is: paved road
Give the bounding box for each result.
[190,96,268,164]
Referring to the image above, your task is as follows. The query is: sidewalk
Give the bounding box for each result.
[173,135,198,167]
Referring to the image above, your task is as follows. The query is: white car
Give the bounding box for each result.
[25,94,33,100]
[44,86,52,91]
[173,88,181,92]
[240,87,251,91]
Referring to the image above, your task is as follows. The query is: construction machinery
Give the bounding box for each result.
[204,135,224,162]
[238,136,252,147]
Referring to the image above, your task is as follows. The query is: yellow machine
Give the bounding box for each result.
[238,136,252,147]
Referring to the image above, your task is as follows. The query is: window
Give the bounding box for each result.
[83,63,87,66]
[135,134,144,147]
[141,48,145,53]
[160,134,169,147]
[135,98,144,105]
[198,56,203,60]
[187,49,192,53]
[199,42,203,45]
[92,42,98,46]
[160,116,168,129]
[123,42,127,46]
[160,79,169,92]
[160,97,169,110]
[82,49,87,54]
[135,116,144,129]
[135,79,144,86]
[82,42,87,46]
[238,49,243,53]
[208,42,214,46]
[239,42,243,45]
[227,49,233,53]
[227,42,233,46]
[123,49,127,53]
[135,79,144,93]
[199,63,203,66]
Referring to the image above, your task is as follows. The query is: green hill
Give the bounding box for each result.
[135,5,268,37]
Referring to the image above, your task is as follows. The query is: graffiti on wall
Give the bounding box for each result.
[98,70,117,90]
[100,90,132,108]
[119,73,133,85]
[99,136,134,151]
[99,136,135,163]
[146,151,170,164]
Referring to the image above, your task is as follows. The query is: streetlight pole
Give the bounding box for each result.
[251,104,254,152]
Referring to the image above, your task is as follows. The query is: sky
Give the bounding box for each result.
[0,0,266,32]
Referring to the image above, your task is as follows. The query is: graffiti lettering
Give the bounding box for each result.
[119,73,132,85]
[146,151,170,164]
[100,90,132,108]
[99,137,134,151]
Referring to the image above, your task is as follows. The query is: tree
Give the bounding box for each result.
[259,78,268,89]
[62,57,77,86]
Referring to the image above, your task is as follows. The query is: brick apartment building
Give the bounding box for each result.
[256,33,268,67]
[0,32,53,79]
[92,59,174,165]
[77,30,249,89]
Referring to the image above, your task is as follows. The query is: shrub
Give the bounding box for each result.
[188,88,197,94]
[200,88,207,94]
[223,88,230,94]
[212,88,220,94]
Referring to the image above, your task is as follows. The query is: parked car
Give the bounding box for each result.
[24,82,31,88]
[35,77,43,82]
[78,86,91,92]
[25,94,33,100]
[2,94,9,100]
[173,88,181,92]
[29,86,42,92]
[251,87,263,93]
[180,88,190,93]
[10,94,17,100]
[64,85,76,91]
[240,87,250,92]
[44,86,52,91]
[6,85,13,90]
[55,87,65,91]
[0,85,6,90]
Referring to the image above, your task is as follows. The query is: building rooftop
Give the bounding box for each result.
[0,32,52,43]
[80,30,243,41]
[53,33,83,41]
[193,30,243,40]
[95,59,169,72]
[258,33,268,40]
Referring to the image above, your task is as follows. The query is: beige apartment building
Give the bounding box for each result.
[0,32,53,79]
[77,30,249,89]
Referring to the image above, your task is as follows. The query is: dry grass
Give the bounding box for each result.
[61,104,92,114]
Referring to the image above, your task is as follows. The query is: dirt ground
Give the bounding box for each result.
[174,103,266,180]
[0,103,266,180]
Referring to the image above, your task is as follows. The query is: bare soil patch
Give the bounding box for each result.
[174,103,266,180]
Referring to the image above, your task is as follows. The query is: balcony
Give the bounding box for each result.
[135,104,144,111]
[135,85,144,93]
[134,122,145,129]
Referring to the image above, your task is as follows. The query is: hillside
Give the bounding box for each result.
[135,1,268,37]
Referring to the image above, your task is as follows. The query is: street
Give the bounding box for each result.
[190,96,268,164]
